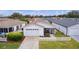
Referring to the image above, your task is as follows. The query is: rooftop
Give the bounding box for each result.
[0,18,25,28]
[47,18,79,27]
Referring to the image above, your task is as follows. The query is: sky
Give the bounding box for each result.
[0,10,71,16]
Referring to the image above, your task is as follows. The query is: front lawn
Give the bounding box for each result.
[39,39,79,49]
[0,41,21,49]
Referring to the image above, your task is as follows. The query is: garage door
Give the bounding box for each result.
[24,29,44,36]
[69,29,79,35]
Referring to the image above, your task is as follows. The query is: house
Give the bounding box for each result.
[23,24,44,36]
[0,18,26,34]
[23,18,54,37]
[47,18,79,36]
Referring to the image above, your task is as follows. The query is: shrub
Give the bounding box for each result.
[7,32,23,41]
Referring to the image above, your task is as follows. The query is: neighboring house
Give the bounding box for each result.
[0,18,26,34]
[47,18,79,36]
[23,18,54,37]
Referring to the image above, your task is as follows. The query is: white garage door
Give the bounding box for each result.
[24,29,44,36]
[69,29,79,35]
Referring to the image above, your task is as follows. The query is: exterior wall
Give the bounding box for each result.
[23,24,44,36]
[13,25,21,31]
[68,24,79,35]
[13,23,25,31]
[23,28,44,36]
[52,22,79,36]
[0,23,25,33]
[13,26,17,31]
[52,23,67,35]
[21,24,26,28]
[58,25,67,35]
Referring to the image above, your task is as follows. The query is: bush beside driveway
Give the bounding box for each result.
[6,32,23,41]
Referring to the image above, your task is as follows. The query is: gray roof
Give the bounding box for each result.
[0,18,25,28]
[47,18,79,27]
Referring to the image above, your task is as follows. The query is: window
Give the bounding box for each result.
[0,28,3,32]
[9,27,14,32]
[4,28,8,33]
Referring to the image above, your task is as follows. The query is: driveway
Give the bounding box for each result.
[19,37,39,49]
[19,34,68,49]
[70,35,79,42]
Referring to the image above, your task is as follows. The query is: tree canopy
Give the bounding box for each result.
[9,13,23,19]
[56,11,79,18]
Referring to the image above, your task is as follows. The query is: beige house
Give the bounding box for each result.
[0,18,26,34]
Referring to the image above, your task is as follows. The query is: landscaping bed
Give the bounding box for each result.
[39,39,79,49]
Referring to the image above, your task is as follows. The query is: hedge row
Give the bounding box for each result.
[6,32,23,41]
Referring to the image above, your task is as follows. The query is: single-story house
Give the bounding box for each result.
[0,18,26,34]
[23,24,44,36]
[47,18,79,36]
[23,18,54,37]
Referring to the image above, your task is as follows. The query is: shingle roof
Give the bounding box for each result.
[0,18,25,28]
[47,18,79,27]
[34,18,53,28]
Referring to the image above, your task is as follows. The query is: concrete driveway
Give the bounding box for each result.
[19,34,68,49]
[19,37,39,49]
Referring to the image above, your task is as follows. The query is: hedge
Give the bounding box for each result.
[7,32,23,41]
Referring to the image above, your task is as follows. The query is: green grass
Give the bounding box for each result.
[39,39,79,49]
[55,30,67,37]
[0,41,21,49]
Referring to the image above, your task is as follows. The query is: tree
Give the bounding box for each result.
[55,11,79,18]
[9,12,29,23]
[9,13,23,19]
[24,15,32,18]
[66,11,79,18]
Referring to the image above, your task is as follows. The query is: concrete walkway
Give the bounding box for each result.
[19,37,39,49]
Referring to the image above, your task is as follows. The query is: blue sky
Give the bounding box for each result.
[0,10,71,16]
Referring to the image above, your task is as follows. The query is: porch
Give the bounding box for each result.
[44,28,55,37]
